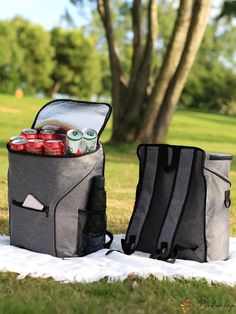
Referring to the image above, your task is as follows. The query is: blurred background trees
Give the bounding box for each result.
[0,0,235,142]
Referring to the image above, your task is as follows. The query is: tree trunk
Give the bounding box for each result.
[137,0,193,143]
[94,0,212,144]
[48,81,61,98]
[110,81,128,142]
[153,0,212,143]
[97,0,129,142]
[111,0,158,142]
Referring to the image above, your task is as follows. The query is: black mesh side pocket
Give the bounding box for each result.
[85,175,107,254]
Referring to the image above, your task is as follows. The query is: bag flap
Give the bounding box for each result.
[32,99,112,139]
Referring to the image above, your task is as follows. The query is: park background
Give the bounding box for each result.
[0,0,236,313]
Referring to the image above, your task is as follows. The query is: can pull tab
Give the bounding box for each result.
[224,190,231,208]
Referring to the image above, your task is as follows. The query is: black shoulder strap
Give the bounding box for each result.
[151,148,195,260]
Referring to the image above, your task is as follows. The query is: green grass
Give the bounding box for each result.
[0,94,236,313]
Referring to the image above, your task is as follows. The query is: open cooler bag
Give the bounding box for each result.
[7,99,113,257]
[122,144,232,262]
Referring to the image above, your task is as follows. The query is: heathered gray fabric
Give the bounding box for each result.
[174,149,206,262]
[55,152,104,257]
[157,149,194,257]
[124,145,232,262]
[8,144,104,257]
[204,154,232,261]
[126,146,159,246]
[10,203,54,255]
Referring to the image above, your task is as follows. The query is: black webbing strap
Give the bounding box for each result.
[104,231,114,249]
[151,148,195,261]
[122,146,159,254]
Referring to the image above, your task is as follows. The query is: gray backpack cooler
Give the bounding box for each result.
[8,99,113,257]
[122,144,232,262]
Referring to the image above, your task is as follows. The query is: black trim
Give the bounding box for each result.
[12,200,49,217]
[202,151,208,262]
[204,167,231,186]
[102,145,105,177]
[135,145,147,204]
[137,143,205,154]
[209,154,233,161]
[31,99,112,140]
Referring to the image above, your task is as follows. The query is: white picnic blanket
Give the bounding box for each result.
[1,235,236,285]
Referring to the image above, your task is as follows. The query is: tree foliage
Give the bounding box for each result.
[12,17,55,94]
[0,20,23,94]
[49,27,102,98]
[181,22,236,113]
[71,0,212,143]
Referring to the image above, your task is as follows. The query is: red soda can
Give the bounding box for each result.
[56,133,67,143]
[10,139,27,151]
[26,139,44,155]
[21,129,38,140]
[44,140,64,156]
[39,130,56,141]
[10,135,25,143]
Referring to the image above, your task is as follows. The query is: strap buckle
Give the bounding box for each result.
[150,242,168,260]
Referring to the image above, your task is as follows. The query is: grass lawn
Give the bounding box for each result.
[0,93,236,313]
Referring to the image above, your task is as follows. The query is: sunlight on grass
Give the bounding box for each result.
[1,95,236,312]
[0,97,236,235]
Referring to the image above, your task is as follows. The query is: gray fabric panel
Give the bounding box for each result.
[204,157,231,261]
[126,146,159,246]
[8,144,103,210]
[173,149,206,262]
[10,203,55,255]
[157,149,194,254]
[55,152,104,257]
[8,144,104,257]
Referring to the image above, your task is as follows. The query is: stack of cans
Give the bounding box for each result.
[9,127,98,156]
[9,128,65,156]
[66,128,98,155]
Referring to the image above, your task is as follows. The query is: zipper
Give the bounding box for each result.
[12,200,49,217]
[204,167,231,186]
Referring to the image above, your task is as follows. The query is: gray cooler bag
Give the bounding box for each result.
[122,144,232,262]
[8,99,112,257]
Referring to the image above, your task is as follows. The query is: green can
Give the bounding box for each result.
[83,128,98,153]
[66,129,84,155]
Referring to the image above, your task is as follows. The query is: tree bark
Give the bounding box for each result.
[97,0,127,141]
[153,0,212,143]
[138,0,193,142]
[94,0,211,143]
[48,81,61,98]
[120,0,158,141]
